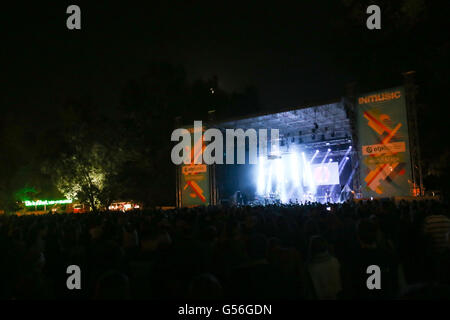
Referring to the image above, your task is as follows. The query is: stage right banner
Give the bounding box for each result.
[357,86,413,198]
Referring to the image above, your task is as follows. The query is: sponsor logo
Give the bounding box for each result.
[358,91,401,105]
[362,142,405,156]
[182,164,207,175]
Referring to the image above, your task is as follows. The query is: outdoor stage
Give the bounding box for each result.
[211,99,357,205]
[176,85,423,208]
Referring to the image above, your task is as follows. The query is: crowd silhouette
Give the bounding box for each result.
[1,199,449,300]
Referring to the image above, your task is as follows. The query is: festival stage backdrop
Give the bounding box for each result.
[179,126,211,206]
[357,86,412,198]
[310,162,340,186]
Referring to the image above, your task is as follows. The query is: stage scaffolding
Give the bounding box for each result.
[403,71,424,196]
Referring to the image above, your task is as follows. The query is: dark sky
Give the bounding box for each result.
[1,0,449,199]
[2,1,448,117]
[2,2,357,112]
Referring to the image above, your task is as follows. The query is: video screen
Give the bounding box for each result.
[310,162,340,186]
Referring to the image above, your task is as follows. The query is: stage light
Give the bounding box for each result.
[302,152,316,195]
[320,148,331,166]
[349,146,352,149]
[329,158,333,162]
[275,157,287,203]
[310,150,319,163]
[290,152,301,188]
[338,156,350,174]
[257,156,265,195]
[265,162,273,195]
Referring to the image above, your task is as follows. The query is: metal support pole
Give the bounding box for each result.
[344,82,360,197]
[403,71,424,196]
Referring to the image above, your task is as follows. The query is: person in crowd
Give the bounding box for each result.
[0,199,448,300]
[187,273,223,300]
[343,218,401,299]
[305,235,342,299]
[423,205,450,253]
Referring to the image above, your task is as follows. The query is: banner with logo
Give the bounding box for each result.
[357,86,412,197]
[179,126,211,206]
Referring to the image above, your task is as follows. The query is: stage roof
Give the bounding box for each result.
[212,99,353,152]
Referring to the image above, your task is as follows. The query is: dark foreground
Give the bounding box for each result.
[1,200,449,300]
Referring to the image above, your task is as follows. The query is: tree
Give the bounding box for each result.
[42,94,130,211]
[51,139,128,212]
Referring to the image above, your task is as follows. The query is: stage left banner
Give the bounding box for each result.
[179,126,211,206]
[356,86,413,198]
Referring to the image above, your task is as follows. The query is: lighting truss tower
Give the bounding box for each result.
[344,82,361,197]
[403,71,424,196]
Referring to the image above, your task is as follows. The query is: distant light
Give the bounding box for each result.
[326,142,330,145]
[328,148,331,152]
[349,146,352,149]
[210,88,215,94]
[24,199,72,206]
[346,157,349,160]
[329,159,333,162]
[315,150,319,153]
[348,139,351,143]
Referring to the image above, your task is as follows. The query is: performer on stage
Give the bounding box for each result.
[306,191,315,203]
[340,185,354,202]
[325,189,332,203]
[236,190,244,206]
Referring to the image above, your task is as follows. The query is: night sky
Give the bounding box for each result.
[2,2,382,109]
[2,1,449,161]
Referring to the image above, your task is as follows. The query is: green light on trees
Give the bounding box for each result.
[24,199,73,207]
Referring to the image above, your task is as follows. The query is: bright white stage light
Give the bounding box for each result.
[310,150,319,163]
[302,151,316,195]
[265,161,273,195]
[257,156,265,195]
[338,157,349,174]
[321,148,331,165]
[275,157,287,203]
[290,152,301,187]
